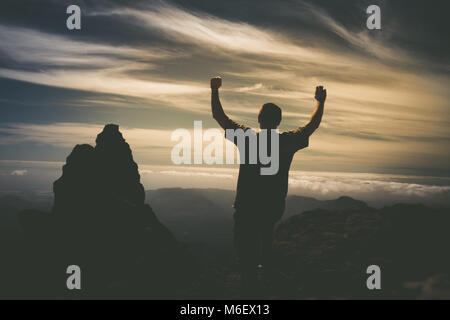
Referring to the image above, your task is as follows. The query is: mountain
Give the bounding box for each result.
[1,124,192,299]
[0,194,51,242]
[144,189,373,260]
[146,188,234,261]
[284,195,370,219]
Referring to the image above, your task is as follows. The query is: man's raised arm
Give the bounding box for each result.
[303,86,327,137]
[211,76,234,130]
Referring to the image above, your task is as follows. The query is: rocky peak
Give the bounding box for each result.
[19,124,190,298]
[53,124,144,213]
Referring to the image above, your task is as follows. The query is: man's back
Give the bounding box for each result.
[229,127,309,220]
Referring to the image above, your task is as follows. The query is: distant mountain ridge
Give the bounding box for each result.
[145,188,374,249]
[1,186,441,252]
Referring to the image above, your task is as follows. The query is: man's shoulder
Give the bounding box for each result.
[279,127,309,151]
[225,126,256,136]
[281,127,305,136]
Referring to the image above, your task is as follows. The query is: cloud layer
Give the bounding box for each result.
[2,160,449,207]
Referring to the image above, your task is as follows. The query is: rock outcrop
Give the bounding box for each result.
[19,124,191,298]
[272,204,450,299]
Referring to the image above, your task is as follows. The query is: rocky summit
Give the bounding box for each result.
[272,204,450,299]
[18,124,192,299]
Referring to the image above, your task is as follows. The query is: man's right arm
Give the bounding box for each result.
[211,76,240,130]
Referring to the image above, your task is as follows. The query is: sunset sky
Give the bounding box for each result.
[0,0,449,203]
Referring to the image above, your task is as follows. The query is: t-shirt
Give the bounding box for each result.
[224,118,309,220]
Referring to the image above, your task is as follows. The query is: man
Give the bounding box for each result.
[210,76,326,293]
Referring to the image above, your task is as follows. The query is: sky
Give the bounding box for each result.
[0,0,449,203]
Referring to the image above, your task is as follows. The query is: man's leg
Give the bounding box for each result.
[233,212,258,293]
[261,221,275,272]
[261,205,284,279]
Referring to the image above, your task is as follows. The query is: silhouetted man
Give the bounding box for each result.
[210,76,326,293]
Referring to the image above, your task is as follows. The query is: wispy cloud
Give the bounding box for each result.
[159,170,233,179]
[0,122,172,149]
[10,169,27,176]
[235,83,264,92]
[289,172,450,197]
[0,25,175,67]
[295,2,409,64]
[0,24,208,107]
[286,171,450,207]
[0,67,207,98]
[98,4,328,62]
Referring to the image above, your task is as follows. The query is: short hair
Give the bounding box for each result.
[258,103,282,128]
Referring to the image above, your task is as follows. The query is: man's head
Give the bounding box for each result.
[258,103,282,129]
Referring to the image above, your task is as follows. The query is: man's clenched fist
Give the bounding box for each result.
[315,86,327,103]
[211,76,222,90]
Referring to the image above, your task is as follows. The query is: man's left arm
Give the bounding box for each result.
[303,86,326,137]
